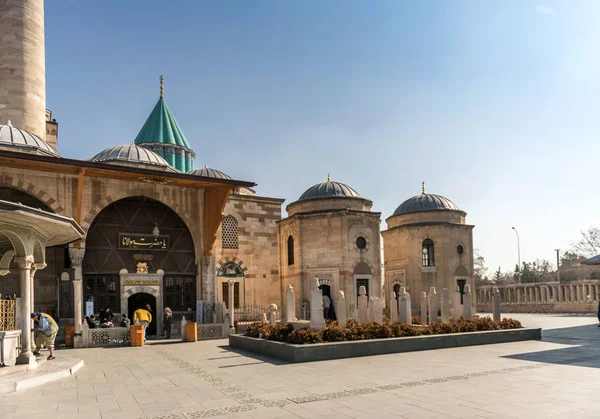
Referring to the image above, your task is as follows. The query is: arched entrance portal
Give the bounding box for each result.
[83,196,197,334]
[128,292,157,335]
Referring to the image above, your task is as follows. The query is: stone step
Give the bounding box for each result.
[0,357,83,394]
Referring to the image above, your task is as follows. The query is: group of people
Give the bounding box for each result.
[28,305,175,360]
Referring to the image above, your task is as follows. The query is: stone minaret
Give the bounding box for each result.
[0,0,46,140]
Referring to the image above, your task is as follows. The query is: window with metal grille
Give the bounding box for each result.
[221,215,238,249]
[164,275,196,311]
[287,236,294,265]
[222,282,240,309]
[422,238,435,267]
[83,275,120,313]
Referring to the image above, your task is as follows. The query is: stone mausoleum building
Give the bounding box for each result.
[278,176,382,318]
[0,0,476,352]
[382,183,476,315]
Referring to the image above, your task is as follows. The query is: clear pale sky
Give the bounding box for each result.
[44,1,599,274]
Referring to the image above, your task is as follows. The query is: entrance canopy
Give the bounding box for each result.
[0,199,83,367]
[0,199,84,268]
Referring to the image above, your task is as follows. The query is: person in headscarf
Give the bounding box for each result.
[163,307,173,339]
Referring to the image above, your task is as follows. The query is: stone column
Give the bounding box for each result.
[15,256,36,366]
[389,292,398,323]
[310,278,325,329]
[336,291,347,328]
[492,287,501,322]
[428,287,438,324]
[0,0,47,139]
[285,285,297,322]
[534,287,540,304]
[464,285,472,319]
[576,284,582,303]
[516,287,521,304]
[399,288,411,324]
[29,263,45,352]
[228,279,235,332]
[69,247,85,348]
[420,292,427,326]
[596,284,600,302]
[441,288,450,322]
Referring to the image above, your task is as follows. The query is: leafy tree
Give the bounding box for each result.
[474,249,490,286]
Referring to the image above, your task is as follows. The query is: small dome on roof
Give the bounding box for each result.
[297,175,361,202]
[0,124,60,157]
[89,144,174,170]
[188,166,231,180]
[393,183,460,216]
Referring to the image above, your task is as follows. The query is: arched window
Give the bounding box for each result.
[221,215,238,249]
[287,236,294,266]
[422,238,435,267]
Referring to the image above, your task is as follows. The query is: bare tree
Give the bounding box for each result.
[572,226,600,258]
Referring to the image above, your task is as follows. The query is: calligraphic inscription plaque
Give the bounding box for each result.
[118,234,169,250]
[124,279,160,286]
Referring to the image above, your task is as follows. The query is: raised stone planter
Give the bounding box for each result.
[229,328,542,363]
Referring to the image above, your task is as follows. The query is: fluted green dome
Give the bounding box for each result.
[133,78,195,172]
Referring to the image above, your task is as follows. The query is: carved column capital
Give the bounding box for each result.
[14,256,34,270]
[68,247,86,266]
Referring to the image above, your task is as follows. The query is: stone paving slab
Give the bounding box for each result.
[0,357,83,394]
[1,313,599,418]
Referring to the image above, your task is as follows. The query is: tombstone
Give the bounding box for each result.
[464,285,472,319]
[268,304,278,325]
[389,292,398,323]
[428,287,438,324]
[454,285,463,318]
[261,313,268,324]
[420,292,427,326]
[336,291,347,327]
[301,301,310,320]
[285,285,297,322]
[492,286,501,322]
[310,278,326,329]
[441,288,450,323]
[372,298,383,324]
[399,287,412,324]
[367,297,375,322]
[357,286,368,323]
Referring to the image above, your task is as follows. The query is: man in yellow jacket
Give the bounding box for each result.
[133,307,152,343]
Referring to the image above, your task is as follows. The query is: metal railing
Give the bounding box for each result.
[0,296,16,331]
[233,304,280,322]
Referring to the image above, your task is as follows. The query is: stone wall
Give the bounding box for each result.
[383,222,475,314]
[0,164,207,311]
[210,194,283,308]
[279,210,382,317]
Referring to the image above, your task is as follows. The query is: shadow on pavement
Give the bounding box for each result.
[216,344,290,366]
[503,323,600,369]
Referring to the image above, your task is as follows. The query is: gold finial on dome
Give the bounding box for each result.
[327,173,331,182]
[422,181,425,194]
[160,75,164,98]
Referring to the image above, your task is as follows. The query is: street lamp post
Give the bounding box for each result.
[511,227,521,284]
[555,249,560,283]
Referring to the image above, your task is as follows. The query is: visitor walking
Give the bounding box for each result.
[322,294,331,319]
[133,306,152,343]
[163,307,173,339]
[31,312,58,360]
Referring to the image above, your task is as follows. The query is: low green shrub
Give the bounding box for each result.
[244,316,522,344]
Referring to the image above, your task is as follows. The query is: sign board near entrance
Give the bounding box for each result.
[124,279,160,286]
[118,234,169,250]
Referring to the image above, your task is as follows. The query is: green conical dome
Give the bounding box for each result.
[134,98,190,148]
[134,77,196,172]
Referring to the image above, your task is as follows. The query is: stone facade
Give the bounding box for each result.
[210,193,284,308]
[279,193,382,318]
[383,203,475,316]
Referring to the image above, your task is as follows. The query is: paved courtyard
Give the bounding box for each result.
[1,313,600,419]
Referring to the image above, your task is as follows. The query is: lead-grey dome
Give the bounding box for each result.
[90,144,172,169]
[393,192,460,216]
[298,177,361,202]
[0,124,60,157]
[188,166,231,179]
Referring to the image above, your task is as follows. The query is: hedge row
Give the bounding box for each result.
[244,317,522,345]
